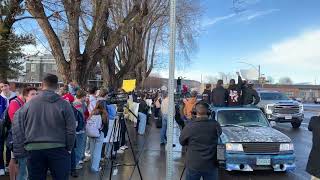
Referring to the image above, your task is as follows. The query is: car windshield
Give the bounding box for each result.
[217,110,269,127]
[260,92,289,100]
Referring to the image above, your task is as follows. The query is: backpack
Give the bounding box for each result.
[72,105,85,132]
[102,100,116,121]
[86,115,102,138]
[0,97,21,147]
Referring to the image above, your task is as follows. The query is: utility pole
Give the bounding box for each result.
[258,65,261,85]
[166,0,176,180]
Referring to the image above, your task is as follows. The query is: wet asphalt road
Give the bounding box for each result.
[1,107,318,180]
[67,107,318,180]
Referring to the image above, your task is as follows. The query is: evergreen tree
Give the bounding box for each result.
[0,0,34,80]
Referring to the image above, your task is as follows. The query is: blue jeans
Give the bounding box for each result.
[27,147,71,180]
[89,132,104,172]
[160,114,168,144]
[105,143,113,158]
[17,157,28,180]
[186,168,217,180]
[138,112,147,135]
[75,133,86,165]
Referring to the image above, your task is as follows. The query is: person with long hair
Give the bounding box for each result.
[86,101,108,172]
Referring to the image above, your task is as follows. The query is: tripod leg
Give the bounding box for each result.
[123,117,143,180]
[107,119,118,180]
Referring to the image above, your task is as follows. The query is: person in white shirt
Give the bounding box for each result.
[88,86,98,114]
[160,92,169,145]
[0,80,17,105]
[0,80,16,176]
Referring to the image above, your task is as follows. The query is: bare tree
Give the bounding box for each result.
[205,75,218,84]
[25,0,145,87]
[267,76,274,84]
[100,0,202,88]
[278,77,293,85]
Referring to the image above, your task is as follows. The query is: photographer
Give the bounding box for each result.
[179,101,221,180]
[138,94,148,135]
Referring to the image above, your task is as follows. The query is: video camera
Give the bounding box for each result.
[106,92,129,113]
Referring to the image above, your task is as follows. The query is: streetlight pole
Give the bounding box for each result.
[258,65,261,84]
[167,0,176,180]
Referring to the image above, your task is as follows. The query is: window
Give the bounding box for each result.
[52,64,57,71]
[299,91,306,98]
[310,91,315,98]
[217,110,269,127]
[285,92,294,97]
[260,92,289,100]
[31,64,36,72]
[43,65,47,73]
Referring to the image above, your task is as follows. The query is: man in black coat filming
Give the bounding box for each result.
[179,101,221,180]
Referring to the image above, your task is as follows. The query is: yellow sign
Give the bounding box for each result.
[122,79,136,92]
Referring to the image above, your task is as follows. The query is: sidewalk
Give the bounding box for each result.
[71,119,186,180]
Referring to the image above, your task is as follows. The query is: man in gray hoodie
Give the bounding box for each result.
[17,74,76,180]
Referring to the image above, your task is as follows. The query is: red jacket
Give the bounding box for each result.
[62,93,75,103]
[8,97,25,122]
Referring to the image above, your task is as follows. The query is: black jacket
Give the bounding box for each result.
[227,76,243,106]
[211,86,228,107]
[138,100,148,115]
[202,89,212,104]
[241,87,260,105]
[179,118,222,171]
[307,116,320,178]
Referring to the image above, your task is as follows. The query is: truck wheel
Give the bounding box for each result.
[291,122,301,128]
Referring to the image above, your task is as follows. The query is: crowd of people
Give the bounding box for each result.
[0,72,319,180]
[0,74,141,180]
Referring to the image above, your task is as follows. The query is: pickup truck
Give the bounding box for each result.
[257,91,304,128]
[214,107,296,172]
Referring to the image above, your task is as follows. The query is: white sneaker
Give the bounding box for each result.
[120,145,128,150]
[117,149,124,154]
[0,169,5,176]
[85,152,91,157]
[79,160,84,164]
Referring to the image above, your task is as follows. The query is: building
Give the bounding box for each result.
[24,30,69,82]
[258,84,320,102]
[24,54,59,82]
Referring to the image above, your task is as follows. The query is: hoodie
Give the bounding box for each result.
[19,90,76,151]
[227,76,243,106]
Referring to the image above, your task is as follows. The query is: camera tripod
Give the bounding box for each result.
[99,106,143,180]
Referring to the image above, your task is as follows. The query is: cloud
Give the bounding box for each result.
[202,13,236,27]
[247,29,320,82]
[203,8,279,28]
[254,29,320,67]
[245,9,280,21]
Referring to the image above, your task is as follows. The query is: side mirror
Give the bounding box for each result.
[270,121,276,127]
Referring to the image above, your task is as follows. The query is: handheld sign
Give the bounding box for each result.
[122,79,136,92]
